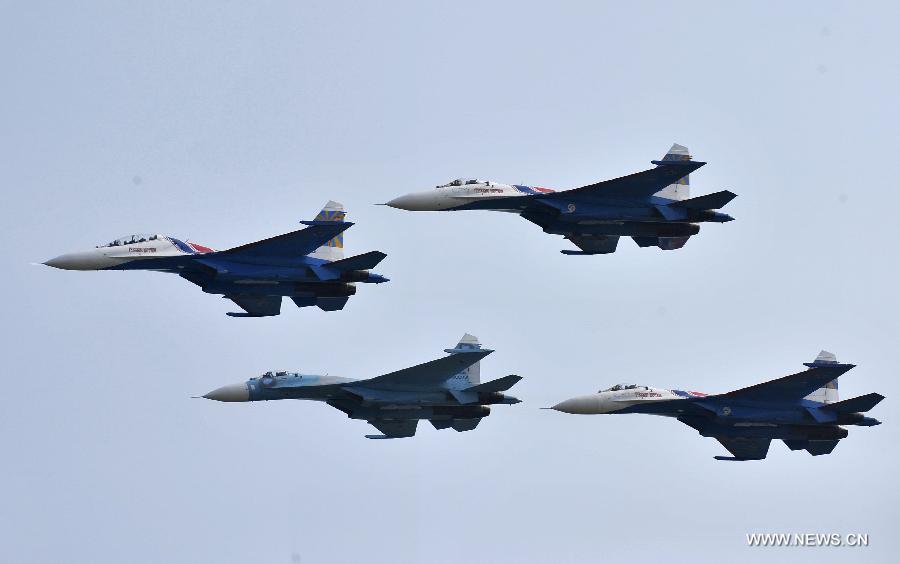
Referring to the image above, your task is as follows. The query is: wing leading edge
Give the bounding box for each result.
[721,364,856,402]
[216,222,352,262]
[357,349,493,391]
[548,160,705,202]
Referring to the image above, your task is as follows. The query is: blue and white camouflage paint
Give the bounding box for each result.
[385,143,736,255]
[202,334,523,439]
[550,351,883,461]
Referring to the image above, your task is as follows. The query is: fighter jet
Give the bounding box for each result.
[550,351,884,460]
[43,201,388,317]
[202,333,522,439]
[385,144,735,255]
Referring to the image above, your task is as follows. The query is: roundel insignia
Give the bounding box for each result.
[567,203,577,213]
[721,406,732,416]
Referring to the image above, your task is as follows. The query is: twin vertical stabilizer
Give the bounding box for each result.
[444,333,483,386]
[804,350,840,404]
[310,201,346,262]
[653,143,692,201]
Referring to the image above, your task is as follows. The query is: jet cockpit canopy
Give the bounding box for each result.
[437,178,484,188]
[601,383,647,392]
[99,234,162,248]
[255,370,295,387]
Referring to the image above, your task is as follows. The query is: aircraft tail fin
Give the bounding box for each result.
[444,333,484,387]
[309,201,346,262]
[803,350,841,404]
[652,143,692,200]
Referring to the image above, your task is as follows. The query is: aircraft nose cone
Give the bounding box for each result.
[384,194,415,210]
[203,383,250,402]
[43,251,110,270]
[384,193,435,211]
[551,396,600,414]
[43,253,81,270]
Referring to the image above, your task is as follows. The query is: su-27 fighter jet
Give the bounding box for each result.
[202,334,522,439]
[385,144,735,255]
[550,351,884,461]
[43,201,388,317]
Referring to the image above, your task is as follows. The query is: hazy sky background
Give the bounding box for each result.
[3,1,899,563]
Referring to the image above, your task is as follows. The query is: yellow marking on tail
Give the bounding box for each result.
[314,208,346,248]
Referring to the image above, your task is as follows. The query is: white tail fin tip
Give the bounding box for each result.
[815,350,838,364]
[458,333,480,346]
[659,143,692,167]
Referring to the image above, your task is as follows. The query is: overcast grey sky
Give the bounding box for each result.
[3,1,899,562]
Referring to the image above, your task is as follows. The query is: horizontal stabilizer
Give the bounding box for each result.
[328,251,387,271]
[671,190,737,210]
[465,375,522,393]
[821,393,885,414]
